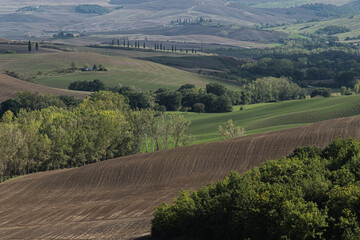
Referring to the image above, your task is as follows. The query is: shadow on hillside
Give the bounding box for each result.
[132,235,151,240]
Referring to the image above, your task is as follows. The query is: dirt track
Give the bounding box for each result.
[0,74,88,102]
[0,116,360,239]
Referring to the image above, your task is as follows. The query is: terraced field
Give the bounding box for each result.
[0,74,87,102]
[1,117,360,239]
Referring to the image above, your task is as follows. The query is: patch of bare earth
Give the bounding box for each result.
[1,117,360,239]
[0,74,88,102]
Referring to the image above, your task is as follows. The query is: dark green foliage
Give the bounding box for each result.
[155,89,182,111]
[117,86,156,110]
[316,26,351,35]
[335,71,356,87]
[68,79,106,92]
[0,91,72,118]
[207,42,360,88]
[206,83,227,96]
[53,31,76,39]
[75,4,110,15]
[152,138,360,240]
[311,88,332,98]
[178,84,196,92]
[28,41,31,53]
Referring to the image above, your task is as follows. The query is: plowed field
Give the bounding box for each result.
[0,74,87,102]
[1,117,360,239]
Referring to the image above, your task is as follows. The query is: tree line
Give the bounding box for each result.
[67,78,305,113]
[109,39,198,53]
[208,39,360,88]
[0,91,194,182]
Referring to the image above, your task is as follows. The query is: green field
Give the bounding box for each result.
[0,51,240,91]
[274,15,360,41]
[182,94,360,144]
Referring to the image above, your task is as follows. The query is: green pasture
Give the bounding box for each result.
[180,94,360,144]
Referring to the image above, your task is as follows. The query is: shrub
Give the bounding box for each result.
[311,88,332,98]
[152,138,360,240]
[193,103,205,113]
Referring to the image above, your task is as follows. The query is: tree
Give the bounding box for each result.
[311,88,332,98]
[335,71,355,87]
[206,83,227,96]
[218,119,245,139]
[35,43,39,51]
[193,103,205,113]
[169,114,192,148]
[354,80,360,94]
[28,41,32,53]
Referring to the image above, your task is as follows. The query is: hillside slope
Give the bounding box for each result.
[0,74,87,102]
[0,51,237,90]
[0,0,317,39]
[1,116,360,239]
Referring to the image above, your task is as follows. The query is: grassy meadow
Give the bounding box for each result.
[0,51,240,91]
[181,94,360,144]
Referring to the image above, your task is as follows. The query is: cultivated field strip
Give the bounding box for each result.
[1,117,360,239]
[0,74,88,102]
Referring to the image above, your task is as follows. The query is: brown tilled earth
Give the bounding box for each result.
[1,116,360,239]
[0,74,88,102]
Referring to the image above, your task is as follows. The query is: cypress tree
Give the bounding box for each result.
[28,41,32,53]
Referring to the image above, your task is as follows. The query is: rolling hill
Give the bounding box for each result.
[0,0,319,40]
[274,14,360,42]
[1,116,360,239]
[0,74,87,102]
[183,94,360,144]
[0,51,239,91]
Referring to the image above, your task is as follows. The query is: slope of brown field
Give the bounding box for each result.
[0,74,88,102]
[1,117,360,239]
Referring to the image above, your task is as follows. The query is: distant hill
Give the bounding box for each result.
[1,116,360,239]
[0,74,87,102]
[228,0,355,8]
[0,0,318,40]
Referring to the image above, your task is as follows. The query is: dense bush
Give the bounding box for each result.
[315,26,351,35]
[75,4,110,15]
[241,77,306,104]
[68,79,106,92]
[311,88,332,98]
[0,91,80,118]
[152,138,360,240]
[0,91,140,181]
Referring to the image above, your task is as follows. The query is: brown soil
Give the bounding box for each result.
[0,116,360,239]
[0,74,88,102]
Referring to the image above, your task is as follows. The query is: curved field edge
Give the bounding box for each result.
[0,74,88,102]
[184,94,360,144]
[1,116,360,239]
